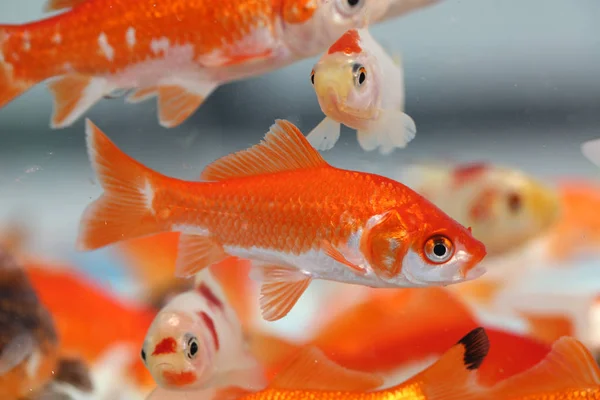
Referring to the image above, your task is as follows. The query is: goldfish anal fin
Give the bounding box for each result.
[321,240,365,274]
[0,333,34,375]
[43,0,86,12]
[77,120,165,251]
[47,75,113,129]
[582,138,600,168]
[491,337,600,398]
[271,345,383,391]
[416,327,489,400]
[305,117,342,151]
[157,81,216,128]
[259,266,311,322]
[126,86,158,104]
[174,234,228,278]
[200,119,329,182]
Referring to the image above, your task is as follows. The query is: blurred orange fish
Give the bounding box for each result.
[78,119,486,322]
[216,327,490,400]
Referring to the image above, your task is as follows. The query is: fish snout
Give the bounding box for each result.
[458,239,487,280]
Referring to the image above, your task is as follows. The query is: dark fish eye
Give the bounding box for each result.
[140,348,146,363]
[352,64,367,87]
[310,69,315,85]
[424,235,455,264]
[185,334,200,360]
[507,192,522,213]
[347,0,360,7]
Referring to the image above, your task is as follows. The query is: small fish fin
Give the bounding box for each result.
[412,327,490,400]
[270,346,383,391]
[47,75,114,129]
[214,386,254,400]
[77,120,167,251]
[157,81,216,128]
[54,357,93,392]
[259,265,311,321]
[488,336,600,398]
[305,117,342,151]
[201,119,329,182]
[321,240,365,274]
[43,0,86,12]
[357,111,416,155]
[582,138,600,168]
[0,333,34,375]
[175,234,228,278]
[0,28,34,108]
[246,330,301,372]
[126,86,158,104]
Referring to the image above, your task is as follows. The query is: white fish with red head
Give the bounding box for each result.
[141,270,265,399]
[308,28,416,154]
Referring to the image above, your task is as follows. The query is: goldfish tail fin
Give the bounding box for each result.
[407,327,489,400]
[488,336,600,398]
[77,119,168,251]
[0,26,35,109]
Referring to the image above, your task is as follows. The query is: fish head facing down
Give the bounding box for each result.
[141,310,216,390]
[311,29,380,128]
[361,203,487,286]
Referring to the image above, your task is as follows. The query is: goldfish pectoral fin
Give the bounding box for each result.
[581,138,600,168]
[487,336,600,398]
[54,358,93,392]
[126,86,158,104]
[321,240,365,274]
[0,333,34,375]
[43,0,85,12]
[419,327,490,400]
[305,117,342,151]
[373,110,417,155]
[214,386,254,400]
[175,234,228,278]
[157,81,217,128]
[76,120,165,251]
[270,345,383,391]
[47,75,113,129]
[200,119,329,182]
[259,266,312,322]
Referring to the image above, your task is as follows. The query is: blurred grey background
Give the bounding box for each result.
[0,0,599,257]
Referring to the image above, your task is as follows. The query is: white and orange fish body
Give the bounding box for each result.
[308,28,416,154]
[0,0,437,130]
[142,270,265,399]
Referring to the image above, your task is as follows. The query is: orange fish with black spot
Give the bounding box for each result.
[77,118,487,323]
[0,0,437,129]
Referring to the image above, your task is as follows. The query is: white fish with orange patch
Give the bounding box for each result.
[141,270,265,400]
[308,28,416,154]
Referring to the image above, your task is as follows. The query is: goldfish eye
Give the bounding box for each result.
[352,63,367,87]
[310,69,315,85]
[184,334,199,360]
[335,0,365,16]
[140,348,146,363]
[424,235,454,264]
[507,192,522,213]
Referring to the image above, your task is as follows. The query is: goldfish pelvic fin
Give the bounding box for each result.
[357,111,416,155]
[43,0,86,12]
[488,336,600,398]
[201,119,329,181]
[125,86,158,104]
[156,80,216,128]
[77,120,166,251]
[306,117,341,151]
[582,138,600,168]
[414,327,489,400]
[321,240,365,274]
[175,233,228,278]
[54,358,93,392]
[0,29,34,109]
[270,346,383,391]
[259,265,311,321]
[47,75,114,129]
[0,333,34,375]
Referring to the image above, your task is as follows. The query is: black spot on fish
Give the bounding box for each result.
[457,327,490,370]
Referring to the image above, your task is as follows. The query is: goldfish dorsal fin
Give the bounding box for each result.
[407,327,489,400]
[270,346,383,391]
[200,119,329,182]
[490,336,600,398]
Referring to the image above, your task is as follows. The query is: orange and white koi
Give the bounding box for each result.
[214,327,490,400]
[400,162,561,256]
[77,118,487,322]
[0,0,435,130]
[142,270,265,399]
[308,28,416,154]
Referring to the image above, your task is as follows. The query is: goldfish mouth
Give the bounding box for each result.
[156,364,197,387]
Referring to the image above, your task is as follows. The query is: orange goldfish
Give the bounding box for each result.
[77,118,487,322]
[308,28,416,154]
[0,0,437,129]
[215,327,490,400]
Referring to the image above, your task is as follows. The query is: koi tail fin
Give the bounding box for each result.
[486,336,600,399]
[77,119,169,251]
[0,26,35,109]
[405,327,490,400]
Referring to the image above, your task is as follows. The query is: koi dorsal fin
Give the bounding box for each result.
[489,336,600,398]
[200,119,329,182]
[269,346,383,391]
[43,0,86,12]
